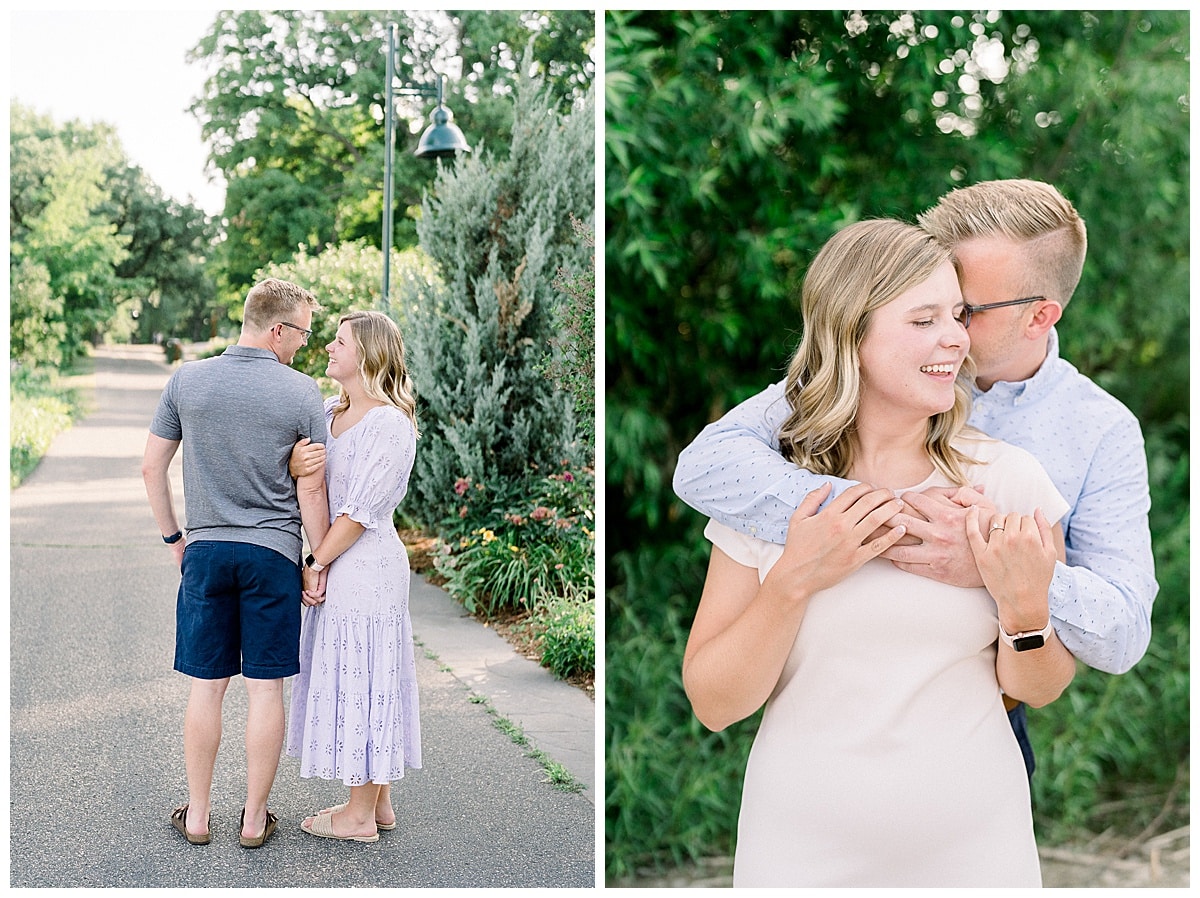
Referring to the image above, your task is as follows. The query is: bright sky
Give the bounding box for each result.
[8,8,227,216]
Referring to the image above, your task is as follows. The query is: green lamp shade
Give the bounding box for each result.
[415,105,471,158]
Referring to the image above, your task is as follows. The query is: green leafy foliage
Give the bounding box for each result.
[10,367,87,488]
[606,9,1189,877]
[254,240,436,383]
[186,9,595,304]
[535,583,595,680]
[541,217,596,456]
[10,103,216,365]
[10,106,131,364]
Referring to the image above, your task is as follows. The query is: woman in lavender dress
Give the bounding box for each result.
[286,310,421,843]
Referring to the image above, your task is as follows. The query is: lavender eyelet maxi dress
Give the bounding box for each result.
[286,398,422,785]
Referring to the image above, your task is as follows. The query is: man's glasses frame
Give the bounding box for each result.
[278,321,313,344]
[959,295,1044,329]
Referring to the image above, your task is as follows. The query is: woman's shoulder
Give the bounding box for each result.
[364,403,416,439]
[952,428,1065,517]
[953,427,1042,473]
[703,519,772,571]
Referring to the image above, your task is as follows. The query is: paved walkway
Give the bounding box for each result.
[9,344,595,888]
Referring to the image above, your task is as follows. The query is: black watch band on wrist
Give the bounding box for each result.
[163,530,184,544]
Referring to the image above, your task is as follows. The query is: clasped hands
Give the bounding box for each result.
[302,564,328,607]
[777,482,1057,616]
[873,483,997,588]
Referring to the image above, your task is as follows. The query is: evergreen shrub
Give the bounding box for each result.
[403,61,595,528]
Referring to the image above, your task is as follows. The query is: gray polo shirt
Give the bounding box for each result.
[149,345,327,561]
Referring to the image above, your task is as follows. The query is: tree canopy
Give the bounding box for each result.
[186,9,595,306]
[10,103,216,364]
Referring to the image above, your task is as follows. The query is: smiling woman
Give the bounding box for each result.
[678,218,1074,887]
[777,219,975,488]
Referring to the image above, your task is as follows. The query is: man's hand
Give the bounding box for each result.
[169,537,187,569]
[289,437,326,479]
[878,485,997,587]
[302,564,328,606]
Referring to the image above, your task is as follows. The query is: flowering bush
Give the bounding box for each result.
[434,461,595,620]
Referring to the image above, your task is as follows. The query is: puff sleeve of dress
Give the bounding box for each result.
[330,403,417,531]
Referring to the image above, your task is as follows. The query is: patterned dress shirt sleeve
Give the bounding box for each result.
[671,380,855,544]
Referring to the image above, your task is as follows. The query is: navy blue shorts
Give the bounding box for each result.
[174,540,301,680]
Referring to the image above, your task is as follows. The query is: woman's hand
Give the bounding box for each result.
[762,482,909,604]
[965,506,1057,633]
[967,505,1076,707]
[289,437,325,479]
[682,482,906,732]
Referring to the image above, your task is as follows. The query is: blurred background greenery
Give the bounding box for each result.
[604,10,1188,881]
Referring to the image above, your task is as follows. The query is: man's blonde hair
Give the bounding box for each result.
[242,278,320,332]
[917,179,1087,308]
[780,219,975,485]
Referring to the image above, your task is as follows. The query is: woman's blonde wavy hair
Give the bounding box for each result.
[331,310,420,438]
[779,219,975,485]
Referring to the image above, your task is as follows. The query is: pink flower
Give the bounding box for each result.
[563,472,574,482]
[530,506,553,521]
[459,506,468,518]
[454,477,470,496]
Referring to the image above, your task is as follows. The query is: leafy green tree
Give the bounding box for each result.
[11,103,217,360]
[10,105,130,364]
[10,256,63,368]
[186,9,595,309]
[605,10,1188,878]
[403,69,594,528]
[451,9,596,110]
[104,165,217,343]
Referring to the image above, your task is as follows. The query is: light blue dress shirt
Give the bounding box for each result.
[672,329,1157,675]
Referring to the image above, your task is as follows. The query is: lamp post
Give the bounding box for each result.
[381,23,471,308]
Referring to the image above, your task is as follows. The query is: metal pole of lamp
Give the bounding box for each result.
[381,23,471,309]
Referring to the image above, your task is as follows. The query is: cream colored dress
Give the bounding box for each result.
[708,436,1069,888]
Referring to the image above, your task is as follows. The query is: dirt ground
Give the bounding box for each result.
[616,828,1190,888]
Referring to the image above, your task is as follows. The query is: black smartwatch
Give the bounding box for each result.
[305,553,326,573]
[999,619,1053,652]
[163,530,184,544]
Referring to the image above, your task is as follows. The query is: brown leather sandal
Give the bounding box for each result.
[170,804,211,845]
[239,808,278,848]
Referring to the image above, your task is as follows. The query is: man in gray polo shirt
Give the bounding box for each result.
[143,277,330,848]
